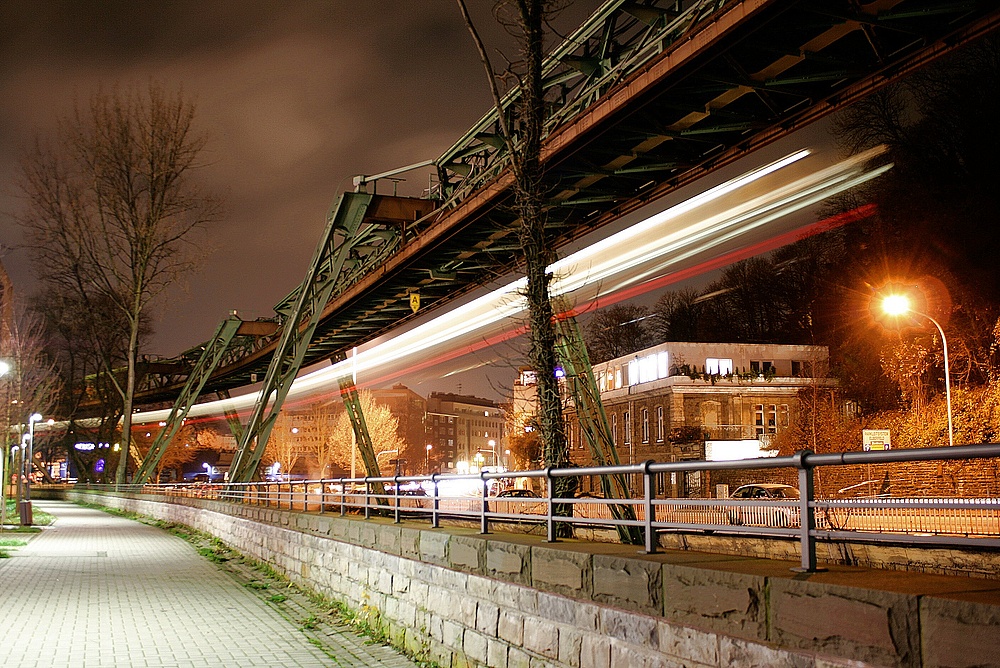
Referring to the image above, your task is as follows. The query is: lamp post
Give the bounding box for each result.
[425,444,432,473]
[0,361,9,527]
[21,412,42,526]
[882,295,953,447]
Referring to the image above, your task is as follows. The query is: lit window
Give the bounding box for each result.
[614,368,622,389]
[658,351,669,378]
[628,359,639,386]
[706,358,733,375]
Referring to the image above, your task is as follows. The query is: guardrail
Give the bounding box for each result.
[77,444,1000,572]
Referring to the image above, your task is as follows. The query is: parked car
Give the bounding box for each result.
[497,489,539,499]
[727,483,800,527]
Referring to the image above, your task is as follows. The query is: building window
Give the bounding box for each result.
[754,404,786,435]
[750,361,773,376]
[641,408,649,443]
[706,358,733,375]
[623,410,631,444]
[791,360,801,377]
[656,406,664,442]
[612,414,617,445]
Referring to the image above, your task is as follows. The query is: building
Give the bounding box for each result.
[370,384,427,473]
[565,341,835,496]
[425,392,506,472]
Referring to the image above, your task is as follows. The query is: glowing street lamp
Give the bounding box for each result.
[881,294,953,447]
[425,444,432,473]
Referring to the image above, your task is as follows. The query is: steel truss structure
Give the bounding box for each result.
[109,0,997,481]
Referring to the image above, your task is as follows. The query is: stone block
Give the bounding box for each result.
[487,540,532,585]
[920,593,1000,668]
[593,554,662,616]
[661,563,767,641]
[443,619,465,650]
[508,646,532,668]
[523,618,560,659]
[499,609,524,645]
[477,600,501,636]
[465,629,489,664]
[531,545,592,599]
[487,638,508,668]
[372,524,401,555]
[558,627,583,667]
[450,535,484,572]
[399,526,422,559]
[610,643,685,668]
[718,636,812,668]
[770,578,919,667]
[421,530,450,567]
[580,634,611,668]
[657,621,718,666]
[599,607,658,649]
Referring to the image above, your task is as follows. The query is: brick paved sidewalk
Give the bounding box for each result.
[0,500,419,668]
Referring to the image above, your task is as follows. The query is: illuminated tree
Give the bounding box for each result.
[320,392,405,476]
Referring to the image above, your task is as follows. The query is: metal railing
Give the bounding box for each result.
[78,444,1000,572]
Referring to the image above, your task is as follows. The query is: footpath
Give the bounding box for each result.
[0,500,419,668]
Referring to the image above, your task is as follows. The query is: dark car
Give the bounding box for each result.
[497,489,539,498]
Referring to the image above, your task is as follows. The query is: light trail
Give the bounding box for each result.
[132,146,890,425]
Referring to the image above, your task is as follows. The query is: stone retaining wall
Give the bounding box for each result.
[55,490,1000,668]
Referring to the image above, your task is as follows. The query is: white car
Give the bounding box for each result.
[728,483,801,527]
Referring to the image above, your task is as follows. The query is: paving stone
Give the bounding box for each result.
[0,501,418,667]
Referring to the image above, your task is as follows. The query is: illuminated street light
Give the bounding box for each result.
[882,294,953,447]
[22,412,43,526]
[425,444,432,473]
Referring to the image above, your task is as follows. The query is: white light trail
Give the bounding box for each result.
[132,146,888,425]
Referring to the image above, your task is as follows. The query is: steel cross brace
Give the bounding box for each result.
[336,373,387,499]
[133,316,244,483]
[230,192,399,482]
[555,313,643,545]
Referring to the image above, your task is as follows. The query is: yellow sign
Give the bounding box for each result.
[862,429,891,451]
[409,291,420,313]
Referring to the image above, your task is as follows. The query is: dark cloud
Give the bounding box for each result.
[0,2,600,364]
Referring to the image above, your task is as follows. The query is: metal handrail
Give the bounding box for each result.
[75,444,1000,572]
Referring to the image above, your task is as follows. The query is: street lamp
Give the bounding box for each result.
[487,439,497,468]
[21,412,43,525]
[882,294,953,447]
[425,444,432,473]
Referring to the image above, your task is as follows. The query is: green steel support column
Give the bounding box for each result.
[134,317,244,483]
[555,313,643,545]
[230,192,394,482]
[336,374,386,499]
[216,390,245,443]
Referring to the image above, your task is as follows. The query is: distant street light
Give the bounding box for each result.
[22,412,43,526]
[882,294,953,447]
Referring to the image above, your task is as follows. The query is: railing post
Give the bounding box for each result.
[480,473,490,535]
[431,473,440,529]
[364,479,371,519]
[792,449,823,572]
[545,467,558,543]
[394,476,401,524]
[642,460,657,554]
[340,478,347,517]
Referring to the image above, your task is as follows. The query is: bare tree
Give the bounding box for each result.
[0,304,60,526]
[16,83,220,484]
[456,0,570,494]
[585,303,652,363]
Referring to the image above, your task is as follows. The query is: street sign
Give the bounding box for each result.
[863,429,891,451]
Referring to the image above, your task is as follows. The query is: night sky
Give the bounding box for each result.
[0,1,600,363]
